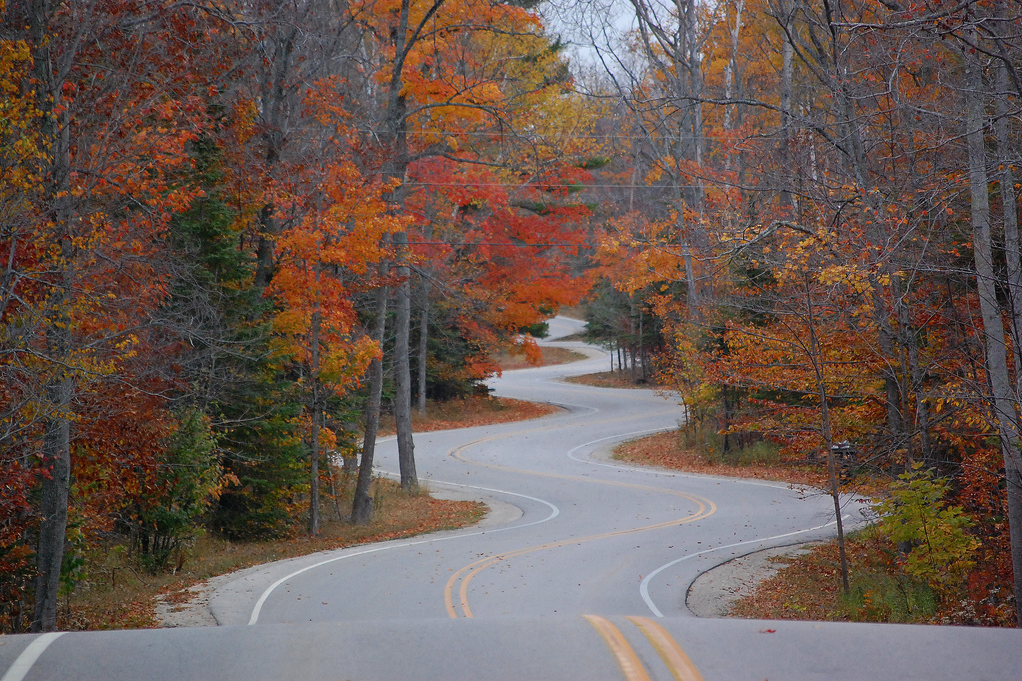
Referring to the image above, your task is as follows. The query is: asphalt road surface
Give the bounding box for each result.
[2,317,1019,680]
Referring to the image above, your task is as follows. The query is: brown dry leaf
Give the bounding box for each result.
[613,431,829,487]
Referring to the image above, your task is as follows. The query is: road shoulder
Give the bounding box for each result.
[157,490,523,628]
[583,437,827,620]
[685,543,820,618]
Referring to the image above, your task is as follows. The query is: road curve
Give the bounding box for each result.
[223,316,859,626]
[2,317,1019,680]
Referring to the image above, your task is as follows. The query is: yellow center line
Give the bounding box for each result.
[584,615,653,681]
[446,502,715,617]
[449,432,713,502]
[444,555,497,617]
[626,616,706,681]
[443,419,717,618]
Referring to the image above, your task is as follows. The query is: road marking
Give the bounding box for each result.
[444,433,717,618]
[248,480,560,625]
[378,474,562,533]
[1,633,65,681]
[449,434,719,504]
[626,616,705,681]
[584,615,652,681]
[638,516,851,617]
[446,499,715,618]
[564,427,675,465]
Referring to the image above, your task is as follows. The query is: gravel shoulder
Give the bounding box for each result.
[156,490,521,628]
[584,438,825,619]
[685,543,819,618]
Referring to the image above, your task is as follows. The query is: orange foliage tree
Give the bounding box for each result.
[348,0,601,514]
[268,83,404,533]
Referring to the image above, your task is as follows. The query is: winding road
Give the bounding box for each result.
[2,317,1019,680]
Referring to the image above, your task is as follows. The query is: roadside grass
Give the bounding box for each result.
[60,477,485,631]
[563,370,652,389]
[613,429,829,488]
[494,345,587,371]
[379,395,561,436]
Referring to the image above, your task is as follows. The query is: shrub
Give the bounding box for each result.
[874,464,979,594]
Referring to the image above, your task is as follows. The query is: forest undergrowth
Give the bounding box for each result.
[564,370,652,389]
[61,394,557,631]
[492,346,588,372]
[62,477,484,631]
[728,528,1016,628]
[615,430,1016,627]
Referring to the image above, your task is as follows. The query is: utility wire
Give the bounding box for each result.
[363,128,756,141]
[405,241,581,247]
[397,181,708,189]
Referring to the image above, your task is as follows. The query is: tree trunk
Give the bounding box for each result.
[628,296,637,382]
[689,0,708,240]
[394,233,417,491]
[722,0,744,135]
[779,0,794,211]
[804,275,850,596]
[966,45,1022,627]
[892,277,933,467]
[33,202,73,634]
[329,464,343,522]
[877,322,906,458]
[380,0,426,493]
[27,0,74,631]
[995,43,1022,388]
[352,263,389,525]
[638,307,646,382]
[309,309,321,536]
[33,366,72,632]
[417,272,431,416]
[675,183,700,319]
[252,18,296,293]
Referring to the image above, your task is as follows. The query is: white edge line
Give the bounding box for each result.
[566,428,795,490]
[565,427,673,461]
[1,632,65,681]
[247,480,559,625]
[639,516,853,617]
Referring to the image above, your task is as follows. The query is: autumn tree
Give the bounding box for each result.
[0,15,46,631]
[1,0,222,629]
[158,131,306,540]
[958,8,1022,625]
[268,82,401,532]
[346,0,600,518]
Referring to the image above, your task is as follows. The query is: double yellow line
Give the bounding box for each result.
[585,615,705,681]
[444,500,713,617]
[443,498,714,618]
[443,432,717,618]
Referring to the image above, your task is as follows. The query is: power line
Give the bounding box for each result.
[294,123,776,142]
[405,241,582,247]
[364,128,756,141]
[399,182,707,189]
